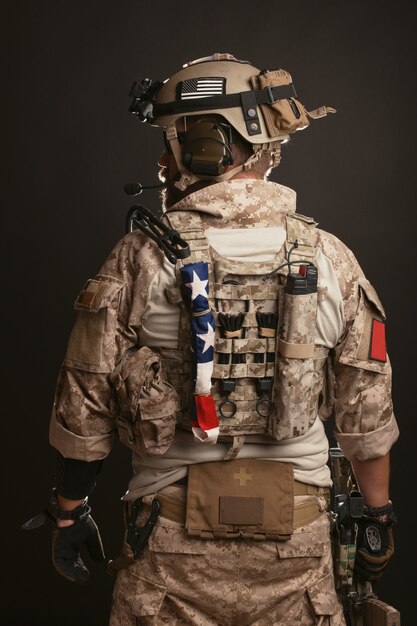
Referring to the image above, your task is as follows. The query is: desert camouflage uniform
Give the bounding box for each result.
[49,179,398,625]
[109,486,338,626]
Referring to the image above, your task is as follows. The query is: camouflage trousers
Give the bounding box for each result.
[109,485,346,626]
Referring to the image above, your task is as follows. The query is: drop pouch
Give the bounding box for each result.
[185,459,294,540]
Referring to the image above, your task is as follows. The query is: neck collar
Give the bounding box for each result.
[165,179,297,228]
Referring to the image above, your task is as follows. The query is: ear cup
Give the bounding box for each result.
[181,121,234,176]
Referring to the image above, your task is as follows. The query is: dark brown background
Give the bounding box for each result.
[2,1,416,624]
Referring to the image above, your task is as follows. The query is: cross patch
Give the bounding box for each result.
[233,467,253,487]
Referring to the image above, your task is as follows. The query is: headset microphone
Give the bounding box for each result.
[124,181,166,196]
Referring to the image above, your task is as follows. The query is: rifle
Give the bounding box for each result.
[328,446,400,626]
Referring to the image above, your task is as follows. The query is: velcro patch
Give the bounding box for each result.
[219,496,264,526]
[369,319,387,362]
[76,280,103,309]
[74,277,123,313]
[177,77,226,100]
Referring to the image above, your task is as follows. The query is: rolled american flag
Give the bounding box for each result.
[179,261,219,444]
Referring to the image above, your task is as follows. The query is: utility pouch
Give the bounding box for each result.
[251,69,309,135]
[111,346,180,456]
[185,459,294,540]
[251,69,336,138]
[270,266,324,440]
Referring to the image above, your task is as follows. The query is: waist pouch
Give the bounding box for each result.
[185,459,294,541]
[110,346,180,456]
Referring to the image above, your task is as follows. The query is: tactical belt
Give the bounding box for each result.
[146,480,329,535]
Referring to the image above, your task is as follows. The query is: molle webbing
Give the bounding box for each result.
[164,209,323,454]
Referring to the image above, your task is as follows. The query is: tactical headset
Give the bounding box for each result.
[163,120,235,177]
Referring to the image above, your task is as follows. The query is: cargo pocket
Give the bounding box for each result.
[145,517,220,611]
[307,572,342,620]
[112,568,167,618]
[137,385,180,454]
[111,346,180,455]
[275,518,343,623]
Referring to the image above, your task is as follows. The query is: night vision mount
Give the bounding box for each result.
[128,78,163,123]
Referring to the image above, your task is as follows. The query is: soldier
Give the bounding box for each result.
[34,53,400,624]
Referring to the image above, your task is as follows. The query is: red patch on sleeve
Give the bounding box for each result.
[369,319,387,362]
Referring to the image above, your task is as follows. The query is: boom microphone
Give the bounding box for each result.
[124,181,166,196]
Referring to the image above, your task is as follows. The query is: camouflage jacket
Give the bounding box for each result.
[49,179,399,469]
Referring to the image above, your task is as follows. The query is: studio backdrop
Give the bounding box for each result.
[3,2,415,624]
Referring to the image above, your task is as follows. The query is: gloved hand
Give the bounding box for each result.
[355,517,395,581]
[52,514,105,584]
[22,489,105,585]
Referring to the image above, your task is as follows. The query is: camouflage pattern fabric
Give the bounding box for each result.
[166,209,325,444]
[109,486,346,626]
[47,177,398,625]
[110,346,180,456]
[337,542,356,588]
[49,233,165,461]
[49,178,398,469]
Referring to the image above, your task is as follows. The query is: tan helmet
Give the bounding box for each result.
[154,53,288,143]
[129,53,335,188]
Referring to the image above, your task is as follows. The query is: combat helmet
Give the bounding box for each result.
[129,53,335,189]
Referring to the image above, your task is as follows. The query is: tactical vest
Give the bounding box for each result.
[159,210,330,459]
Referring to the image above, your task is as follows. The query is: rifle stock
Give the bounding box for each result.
[364,596,400,626]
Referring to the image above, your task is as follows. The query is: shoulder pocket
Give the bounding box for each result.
[338,278,388,374]
[64,275,124,372]
[74,275,124,312]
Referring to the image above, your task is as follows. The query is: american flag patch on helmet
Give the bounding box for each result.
[177,77,226,100]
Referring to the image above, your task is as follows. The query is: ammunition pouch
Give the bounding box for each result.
[111,346,180,456]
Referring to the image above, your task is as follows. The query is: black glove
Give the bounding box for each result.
[22,488,105,585]
[52,514,105,584]
[355,511,395,581]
